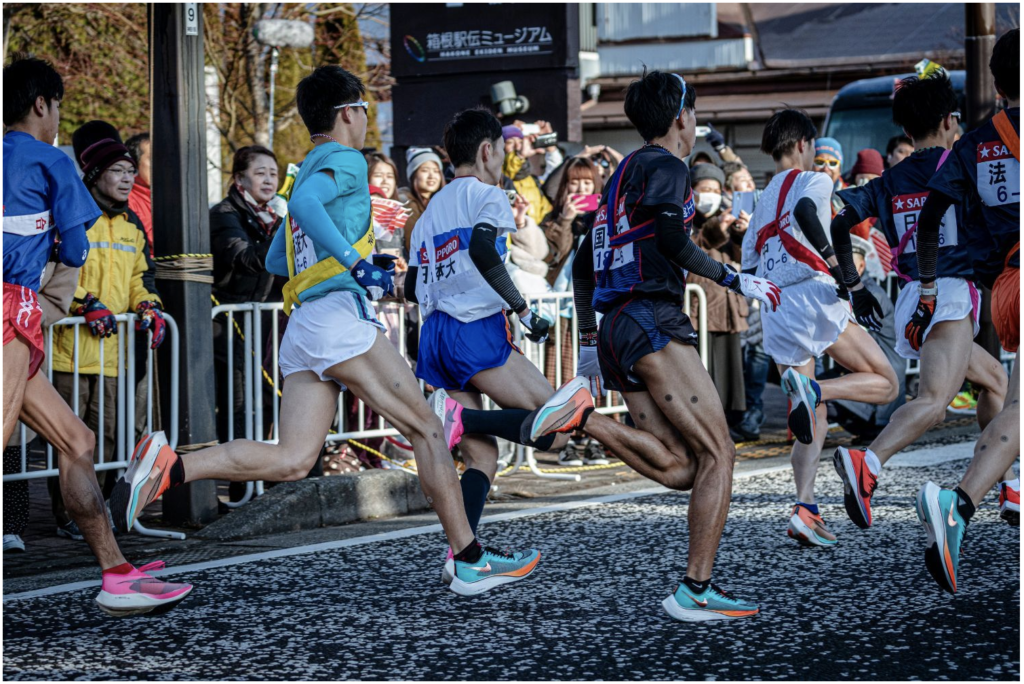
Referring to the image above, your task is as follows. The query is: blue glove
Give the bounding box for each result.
[705,123,726,152]
[353,257,395,301]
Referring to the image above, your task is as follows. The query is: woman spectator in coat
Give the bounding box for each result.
[398,147,445,257]
[210,145,283,447]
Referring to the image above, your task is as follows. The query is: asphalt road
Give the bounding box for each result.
[3,442,1019,681]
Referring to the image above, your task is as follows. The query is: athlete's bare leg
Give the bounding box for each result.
[3,337,31,446]
[869,318,975,464]
[966,342,1009,433]
[471,350,696,489]
[19,371,126,569]
[632,341,734,582]
[959,357,1020,505]
[819,323,900,404]
[778,358,829,503]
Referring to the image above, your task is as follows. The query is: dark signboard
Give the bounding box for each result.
[390,3,578,78]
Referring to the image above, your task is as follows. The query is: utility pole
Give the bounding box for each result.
[150,3,219,525]
[964,3,1002,360]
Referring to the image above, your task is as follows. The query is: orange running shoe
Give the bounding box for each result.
[999,482,1020,526]
[787,505,837,547]
[833,447,878,528]
[110,431,179,533]
[523,376,595,443]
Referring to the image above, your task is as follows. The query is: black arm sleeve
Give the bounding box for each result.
[572,230,598,333]
[829,204,863,287]
[468,223,527,314]
[794,197,833,258]
[405,265,419,304]
[652,204,728,282]
[914,190,955,283]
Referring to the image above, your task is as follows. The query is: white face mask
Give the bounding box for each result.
[696,192,722,216]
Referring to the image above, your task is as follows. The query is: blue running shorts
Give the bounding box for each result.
[416,310,522,391]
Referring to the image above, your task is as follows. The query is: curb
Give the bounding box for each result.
[194,470,430,541]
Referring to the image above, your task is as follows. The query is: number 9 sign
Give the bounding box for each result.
[185,3,199,35]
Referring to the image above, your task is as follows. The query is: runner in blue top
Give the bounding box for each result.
[112,66,542,598]
[905,29,1020,594]
[821,72,1014,544]
[2,57,193,617]
[572,70,782,621]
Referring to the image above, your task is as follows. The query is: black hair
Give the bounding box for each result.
[990,28,1019,101]
[886,134,913,157]
[232,145,278,176]
[3,56,64,127]
[296,65,365,135]
[760,109,817,161]
[125,132,150,164]
[442,107,503,167]
[624,68,697,142]
[892,75,958,140]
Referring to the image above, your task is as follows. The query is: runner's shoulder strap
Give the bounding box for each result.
[993,109,1020,162]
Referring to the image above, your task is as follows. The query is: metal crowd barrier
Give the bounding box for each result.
[3,312,183,540]
[211,285,711,497]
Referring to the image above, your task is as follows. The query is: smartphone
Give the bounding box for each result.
[505,189,518,206]
[731,191,755,217]
[570,194,601,212]
[521,123,541,135]
[534,132,558,148]
[695,125,711,138]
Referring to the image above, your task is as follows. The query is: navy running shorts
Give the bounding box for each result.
[597,298,699,392]
[416,309,522,391]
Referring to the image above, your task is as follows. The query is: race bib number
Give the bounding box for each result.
[759,235,788,273]
[592,220,634,273]
[976,141,1020,207]
[291,219,318,274]
[892,192,957,253]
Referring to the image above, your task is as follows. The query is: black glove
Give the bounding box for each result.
[705,124,726,152]
[828,265,850,301]
[850,287,884,331]
[519,307,551,344]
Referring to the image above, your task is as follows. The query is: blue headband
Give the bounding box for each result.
[672,74,688,118]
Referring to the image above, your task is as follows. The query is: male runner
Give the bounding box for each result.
[3,57,192,616]
[111,66,540,597]
[905,29,1019,593]
[742,110,898,547]
[825,72,1016,532]
[566,70,783,621]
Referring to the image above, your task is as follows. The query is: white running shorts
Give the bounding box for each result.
[894,277,981,361]
[279,290,386,390]
[762,276,852,367]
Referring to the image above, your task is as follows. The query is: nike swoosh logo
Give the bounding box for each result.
[469,562,492,572]
[147,465,163,484]
[445,408,455,423]
[689,596,708,607]
[947,508,957,527]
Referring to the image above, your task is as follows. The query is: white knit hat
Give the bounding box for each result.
[406,147,442,180]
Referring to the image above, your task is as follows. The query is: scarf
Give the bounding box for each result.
[233,183,277,237]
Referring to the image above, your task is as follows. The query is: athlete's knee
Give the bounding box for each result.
[879,365,900,403]
[66,422,96,462]
[406,413,445,446]
[661,461,696,491]
[697,440,735,470]
[277,442,324,481]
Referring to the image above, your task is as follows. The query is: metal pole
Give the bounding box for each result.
[268,46,279,150]
[965,3,1002,361]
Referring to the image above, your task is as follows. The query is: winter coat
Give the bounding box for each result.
[210,186,282,305]
[503,153,553,226]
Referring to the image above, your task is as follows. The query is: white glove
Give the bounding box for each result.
[577,343,607,397]
[738,273,782,312]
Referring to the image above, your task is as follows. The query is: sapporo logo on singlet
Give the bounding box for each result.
[429,233,460,282]
[892,192,957,252]
[977,141,1020,207]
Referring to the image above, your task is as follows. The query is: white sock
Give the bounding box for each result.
[1000,478,1020,492]
[864,449,882,476]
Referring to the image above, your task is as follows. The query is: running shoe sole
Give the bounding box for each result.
[441,559,454,586]
[109,432,168,534]
[527,377,594,443]
[787,513,837,547]
[447,553,541,596]
[427,389,461,451]
[1000,503,1020,526]
[833,447,872,528]
[95,585,192,618]
[916,482,956,594]
[781,369,815,445]
[661,596,759,622]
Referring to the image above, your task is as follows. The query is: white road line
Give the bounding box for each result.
[4,441,978,603]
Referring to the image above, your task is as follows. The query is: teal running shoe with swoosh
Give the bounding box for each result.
[780,368,821,445]
[662,582,759,622]
[448,546,540,596]
[916,481,966,594]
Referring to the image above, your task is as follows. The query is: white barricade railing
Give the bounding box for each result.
[3,312,182,540]
[211,285,711,496]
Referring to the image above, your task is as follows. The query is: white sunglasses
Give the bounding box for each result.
[334,100,370,113]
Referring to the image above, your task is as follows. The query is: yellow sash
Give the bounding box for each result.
[282,217,375,315]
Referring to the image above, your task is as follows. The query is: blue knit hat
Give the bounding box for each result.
[815,137,843,164]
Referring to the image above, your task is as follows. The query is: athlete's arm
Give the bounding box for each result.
[914,189,956,288]
[829,205,864,287]
[287,170,361,270]
[793,195,850,301]
[468,223,527,315]
[57,224,89,268]
[405,265,419,304]
[264,221,289,276]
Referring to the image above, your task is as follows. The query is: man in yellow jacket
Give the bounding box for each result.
[50,132,163,539]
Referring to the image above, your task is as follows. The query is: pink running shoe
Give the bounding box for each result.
[428,389,465,450]
[442,547,455,586]
[95,561,193,617]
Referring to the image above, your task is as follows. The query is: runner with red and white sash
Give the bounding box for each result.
[742,109,898,548]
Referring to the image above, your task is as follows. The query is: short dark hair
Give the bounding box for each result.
[624,68,697,142]
[990,28,1019,101]
[442,108,503,167]
[125,132,150,164]
[886,134,913,157]
[232,145,278,176]
[892,75,958,140]
[760,109,818,161]
[296,65,365,135]
[3,56,64,127]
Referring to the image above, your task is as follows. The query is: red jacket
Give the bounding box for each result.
[128,179,153,256]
